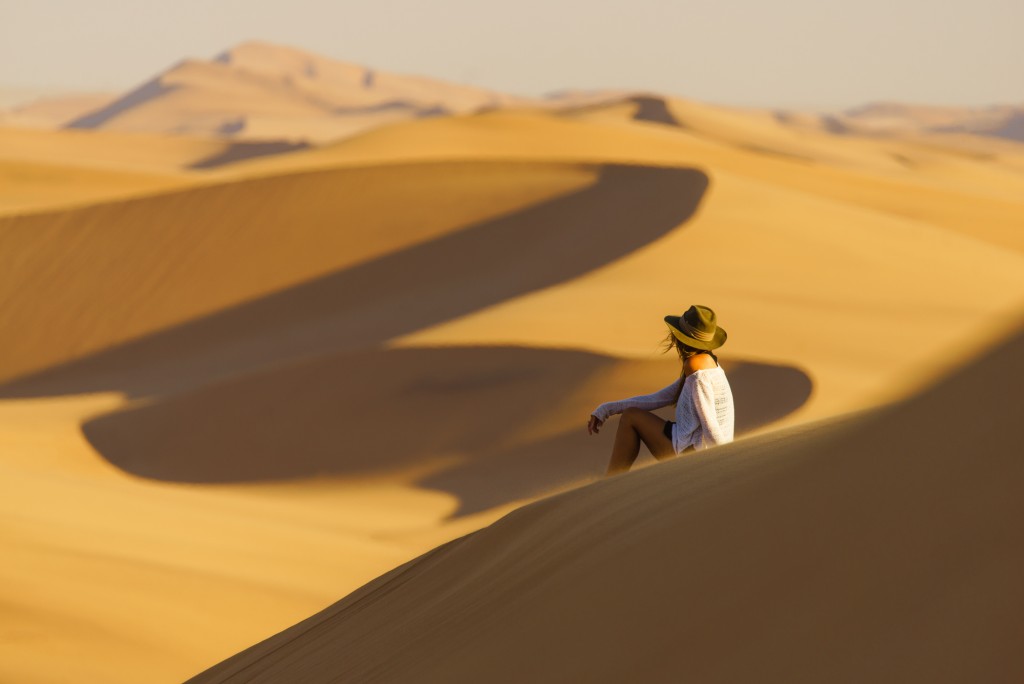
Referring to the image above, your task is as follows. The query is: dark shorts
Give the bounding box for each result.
[662,420,675,440]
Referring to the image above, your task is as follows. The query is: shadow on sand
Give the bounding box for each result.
[0,163,709,400]
[189,141,311,169]
[66,77,180,129]
[630,96,683,127]
[1,160,796,518]
[81,344,812,517]
[559,94,684,128]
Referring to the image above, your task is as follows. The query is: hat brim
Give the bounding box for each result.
[664,316,727,350]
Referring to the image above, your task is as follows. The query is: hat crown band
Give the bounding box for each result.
[680,317,715,341]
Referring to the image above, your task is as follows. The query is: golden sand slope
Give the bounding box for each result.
[0,126,231,215]
[283,101,1024,420]
[0,160,599,385]
[0,391,474,684]
[0,157,192,216]
[0,126,230,173]
[2,97,1022,684]
[1,155,721,684]
[186,317,1024,684]
[0,351,806,684]
[0,159,607,684]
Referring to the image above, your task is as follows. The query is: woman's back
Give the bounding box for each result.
[671,364,734,453]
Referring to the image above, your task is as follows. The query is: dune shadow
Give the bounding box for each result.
[630,96,683,127]
[0,163,708,400]
[735,143,815,164]
[934,112,1024,144]
[188,140,312,169]
[556,95,683,128]
[421,356,813,516]
[329,100,452,118]
[81,345,812,517]
[66,77,179,129]
[819,115,851,135]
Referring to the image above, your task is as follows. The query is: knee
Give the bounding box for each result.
[621,407,643,424]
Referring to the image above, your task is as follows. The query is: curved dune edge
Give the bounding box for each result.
[0,158,196,216]
[80,343,811,516]
[0,163,707,398]
[187,318,1024,684]
[0,159,608,386]
[2,93,1022,684]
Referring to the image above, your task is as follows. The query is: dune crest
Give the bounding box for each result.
[3,55,1023,683]
[0,160,611,388]
[777,100,1024,144]
[186,318,1024,684]
[0,91,117,128]
[63,40,536,142]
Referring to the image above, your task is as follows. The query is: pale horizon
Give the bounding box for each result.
[2,0,1021,111]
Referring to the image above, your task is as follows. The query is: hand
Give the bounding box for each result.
[587,414,604,435]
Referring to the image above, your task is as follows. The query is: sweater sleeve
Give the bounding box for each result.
[591,376,683,422]
[693,373,728,446]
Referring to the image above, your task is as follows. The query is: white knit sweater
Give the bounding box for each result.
[591,366,735,455]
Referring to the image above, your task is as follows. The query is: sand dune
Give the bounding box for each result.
[82,345,809,513]
[0,391,478,684]
[0,91,117,128]
[777,101,1024,144]
[64,40,536,142]
[273,102,1024,419]
[0,157,193,216]
[0,126,246,215]
[0,156,703,683]
[186,315,1024,684]
[2,79,1023,684]
[0,160,600,387]
[239,97,1024,207]
[841,101,1024,143]
[0,126,231,172]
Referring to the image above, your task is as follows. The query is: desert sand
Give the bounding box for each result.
[186,311,1024,684]
[0,90,116,128]
[1,43,1022,684]
[60,41,537,142]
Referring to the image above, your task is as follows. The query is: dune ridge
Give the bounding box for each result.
[0,159,612,388]
[827,101,1024,143]
[2,76,1023,684]
[0,91,117,127]
[63,40,537,142]
[186,317,1024,684]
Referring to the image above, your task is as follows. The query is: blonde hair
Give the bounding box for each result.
[660,330,702,362]
[660,330,719,401]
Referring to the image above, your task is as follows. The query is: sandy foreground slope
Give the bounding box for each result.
[1,97,1022,684]
[186,313,1024,684]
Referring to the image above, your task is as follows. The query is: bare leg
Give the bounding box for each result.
[607,407,676,476]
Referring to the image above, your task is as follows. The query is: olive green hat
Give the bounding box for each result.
[664,304,727,351]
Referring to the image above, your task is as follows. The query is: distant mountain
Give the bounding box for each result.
[0,91,117,128]
[21,44,1024,146]
[776,101,1024,143]
[64,41,539,142]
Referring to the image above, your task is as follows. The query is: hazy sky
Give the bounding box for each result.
[2,0,1020,109]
